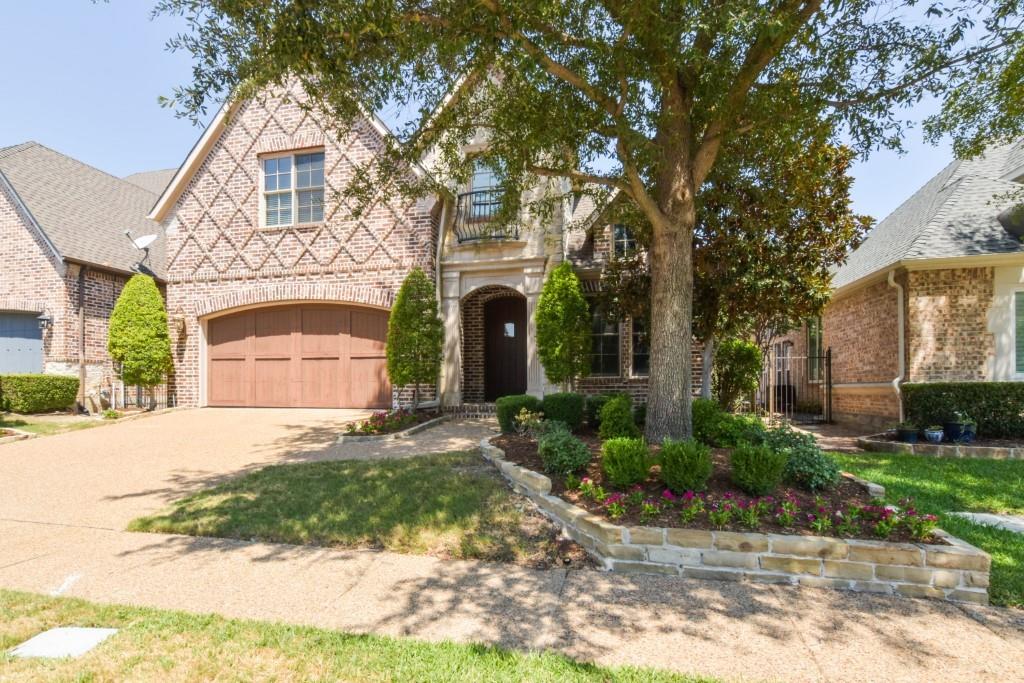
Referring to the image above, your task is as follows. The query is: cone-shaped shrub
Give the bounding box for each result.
[108,274,173,388]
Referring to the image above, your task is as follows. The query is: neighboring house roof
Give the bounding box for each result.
[123,168,176,196]
[0,142,164,278]
[833,139,1024,290]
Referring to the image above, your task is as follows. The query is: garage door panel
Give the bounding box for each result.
[208,304,389,408]
[0,313,43,373]
[208,358,247,405]
[254,358,292,405]
[208,314,249,357]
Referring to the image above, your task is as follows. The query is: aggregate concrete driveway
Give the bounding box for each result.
[1,409,1023,683]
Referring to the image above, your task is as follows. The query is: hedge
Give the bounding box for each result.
[495,394,542,434]
[902,382,1024,438]
[0,374,79,413]
[540,392,585,430]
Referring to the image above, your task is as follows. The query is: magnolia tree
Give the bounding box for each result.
[157,0,1024,439]
[535,261,591,390]
[108,274,173,407]
[386,268,443,409]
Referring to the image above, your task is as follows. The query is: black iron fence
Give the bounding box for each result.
[453,189,520,242]
[753,348,832,424]
[112,382,173,411]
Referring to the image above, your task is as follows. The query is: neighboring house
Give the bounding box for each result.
[147,82,698,410]
[778,138,1024,429]
[0,141,166,410]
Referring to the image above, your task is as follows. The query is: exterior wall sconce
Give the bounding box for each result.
[37,313,53,330]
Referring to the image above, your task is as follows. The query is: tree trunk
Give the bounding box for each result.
[700,334,715,400]
[644,209,695,442]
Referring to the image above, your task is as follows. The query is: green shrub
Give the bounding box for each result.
[633,403,647,427]
[535,261,591,387]
[601,437,650,487]
[534,419,570,437]
[495,394,542,434]
[764,424,839,491]
[598,395,641,440]
[538,429,592,475]
[386,267,443,407]
[903,382,1024,438]
[659,438,713,492]
[541,392,585,430]
[730,442,787,496]
[108,274,173,388]
[691,398,765,447]
[713,339,763,410]
[0,374,79,413]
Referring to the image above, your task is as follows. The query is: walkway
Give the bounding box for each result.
[952,512,1024,535]
[1,410,1021,683]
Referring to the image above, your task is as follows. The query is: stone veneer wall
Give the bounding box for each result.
[906,267,994,382]
[481,438,991,604]
[162,83,436,406]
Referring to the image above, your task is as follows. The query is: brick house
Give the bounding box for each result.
[145,82,695,410]
[778,139,1024,429]
[0,141,170,411]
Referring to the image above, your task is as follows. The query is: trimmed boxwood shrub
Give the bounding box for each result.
[495,394,542,434]
[585,392,624,428]
[764,424,839,491]
[903,382,1024,438]
[0,374,79,413]
[691,398,765,447]
[601,437,650,487]
[598,394,641,440]
[541,392,585,430]
[730,442,787,496]
[659,438,712,492]
[538,429,591,475]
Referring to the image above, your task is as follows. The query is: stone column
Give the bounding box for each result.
[440,271,462,407]
[524,265,546,398]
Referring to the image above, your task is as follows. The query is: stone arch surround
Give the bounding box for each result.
[460,284,526,403]
[195,282,394,319]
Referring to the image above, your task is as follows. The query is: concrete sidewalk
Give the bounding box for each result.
[1,410,1021,682]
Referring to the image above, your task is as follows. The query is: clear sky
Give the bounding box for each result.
[1,1,955,224]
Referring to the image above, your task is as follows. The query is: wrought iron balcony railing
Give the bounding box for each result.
[453,189,521,243]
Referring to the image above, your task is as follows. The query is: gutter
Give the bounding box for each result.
[887,270,906,422]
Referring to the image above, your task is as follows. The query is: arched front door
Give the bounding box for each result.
[483,296,527,400]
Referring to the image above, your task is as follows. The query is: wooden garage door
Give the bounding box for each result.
[207,305,389,408]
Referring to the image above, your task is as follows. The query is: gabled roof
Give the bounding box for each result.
[0,141,165,277]
[123,168,176,196]
[833,139,1024,290]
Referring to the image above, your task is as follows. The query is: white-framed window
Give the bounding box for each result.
[612,224,637,257]
[589,298,621,376]
[467,158,502,220]
[806,317,823,382]
[631,317,649,376]
[261,150,325,227]
[1015,291,1024,375]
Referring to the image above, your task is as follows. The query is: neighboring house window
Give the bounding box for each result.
[612,224,637,257]
[631,317,649,376]
[589,299,620,376]
[1016,292,1024,374]
[807,317,823,381]
[262,151,325,227]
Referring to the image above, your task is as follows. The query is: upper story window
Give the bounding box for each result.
[262,151,324,227]
[806,317,823,381]
[612,224,637,257]
[589,298,620,376]
[453,158,518,242]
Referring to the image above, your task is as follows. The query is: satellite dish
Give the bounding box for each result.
[132,234,158,250]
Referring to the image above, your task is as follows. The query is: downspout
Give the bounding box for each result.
[77,265,88,413]
[887,270,905,422]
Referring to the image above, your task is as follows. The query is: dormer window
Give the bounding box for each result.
[262,151,325,227]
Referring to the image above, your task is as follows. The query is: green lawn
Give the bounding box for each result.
[0,413,99,437]
[129,452,574,566]
[832,451,1024,608]
[0,590,716,682]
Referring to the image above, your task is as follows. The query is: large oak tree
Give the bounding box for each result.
[157,0,1023,439]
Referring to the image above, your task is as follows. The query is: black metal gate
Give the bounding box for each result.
[755,347,832,424]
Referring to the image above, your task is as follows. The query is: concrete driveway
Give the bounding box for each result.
[0,408,370,528]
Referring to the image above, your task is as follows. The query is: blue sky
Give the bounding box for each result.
[1,1,955,223]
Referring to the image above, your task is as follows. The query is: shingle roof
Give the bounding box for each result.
[0,142,165,278]
[833,139,1024,289]
[123,168,176,197]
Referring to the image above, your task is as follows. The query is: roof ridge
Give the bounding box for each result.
[0,141,40,160]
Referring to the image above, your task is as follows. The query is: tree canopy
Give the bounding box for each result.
[157,0,1024,439]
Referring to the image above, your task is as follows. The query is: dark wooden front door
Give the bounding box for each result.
[484,296,527,401]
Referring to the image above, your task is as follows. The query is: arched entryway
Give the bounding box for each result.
[460,285,528,402]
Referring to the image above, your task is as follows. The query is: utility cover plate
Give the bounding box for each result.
[9,627,118,659]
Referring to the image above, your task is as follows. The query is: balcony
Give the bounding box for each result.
[453,189,521,243]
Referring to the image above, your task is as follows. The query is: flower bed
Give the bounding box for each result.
[492,432,940,544]
[343,408,441,437]
[483,434,991,604]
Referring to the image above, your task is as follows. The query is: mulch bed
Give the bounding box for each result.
[492,432,943,544]
[346,410,442,436]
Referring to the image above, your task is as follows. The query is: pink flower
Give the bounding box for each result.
[682,490,696,501]
[661,490,677,501]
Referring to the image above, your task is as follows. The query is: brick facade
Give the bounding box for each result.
[162,84,437,407]
[906,267,995,382]
[460,284,525,403]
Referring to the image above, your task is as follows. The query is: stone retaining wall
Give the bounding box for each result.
[859,435,1024,460]
[481,438,991,604]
